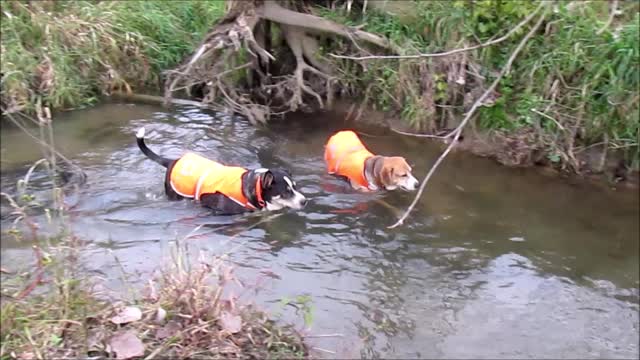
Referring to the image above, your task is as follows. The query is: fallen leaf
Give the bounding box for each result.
[111,306,142,325]
[220,311,242,334]
[109,330,144,359]
[156,320,182,340]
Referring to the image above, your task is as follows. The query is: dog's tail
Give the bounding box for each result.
[136,127,171,168]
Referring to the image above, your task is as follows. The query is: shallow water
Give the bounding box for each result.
[1,102,639,359]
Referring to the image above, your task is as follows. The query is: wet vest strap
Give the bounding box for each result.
[324,131,375,189]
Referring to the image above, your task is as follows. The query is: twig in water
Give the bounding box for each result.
[355,131,386,138]
[389,126,449,139]
[312,346,336,354]
[330,2,545,61]
[389,5,550,229]
[304,333,344,338]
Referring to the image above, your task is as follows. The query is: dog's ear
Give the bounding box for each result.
[261,171,274,189]
[380,160,394,187]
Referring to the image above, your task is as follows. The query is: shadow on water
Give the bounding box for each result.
[1,101,639,358]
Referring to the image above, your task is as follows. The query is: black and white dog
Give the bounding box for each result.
[136,127,307,215]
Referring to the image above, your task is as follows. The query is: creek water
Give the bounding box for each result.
[1,102,638,359]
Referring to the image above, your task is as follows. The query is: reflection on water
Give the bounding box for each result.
[1,102,638,359]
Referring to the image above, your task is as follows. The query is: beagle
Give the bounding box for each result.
[324,130,419,191]
[136,127,307,215]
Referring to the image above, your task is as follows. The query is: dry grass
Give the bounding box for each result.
[1,242,308,360]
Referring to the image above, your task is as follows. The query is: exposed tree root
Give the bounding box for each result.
[164,0,391,124]
[258,1,390,49]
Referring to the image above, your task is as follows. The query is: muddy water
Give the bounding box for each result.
[1,102,639,359]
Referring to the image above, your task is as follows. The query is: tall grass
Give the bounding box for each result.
[319,0,640,172]
[1,1,225,115]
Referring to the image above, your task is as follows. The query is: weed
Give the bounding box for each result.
[1,1,224,115]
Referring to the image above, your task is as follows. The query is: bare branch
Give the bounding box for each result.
[330,1,545,61]
[388,5,550,229]
[530,108,567,131]
[389,126,449,139]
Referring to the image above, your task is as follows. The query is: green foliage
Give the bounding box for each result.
[112,1,225,72]
[318,0,639,170]
[1,1,224,114]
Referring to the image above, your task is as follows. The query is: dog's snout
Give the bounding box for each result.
[300,198,308,207]
[401,175,419,191]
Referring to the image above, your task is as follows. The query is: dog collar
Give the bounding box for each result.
[255,177,266,208]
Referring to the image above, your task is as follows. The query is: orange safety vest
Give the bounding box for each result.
[169,152,263,209]
[324,130,375,189]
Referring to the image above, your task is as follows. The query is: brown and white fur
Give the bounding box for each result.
[324,130,419,192]
[362,155,419,191]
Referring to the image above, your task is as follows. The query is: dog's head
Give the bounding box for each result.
[257,169,307,211]
[378,157,419,191]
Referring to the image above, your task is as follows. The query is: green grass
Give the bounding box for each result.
[2,0,638,172]
[1,0,225,114]
[317,0,640,172]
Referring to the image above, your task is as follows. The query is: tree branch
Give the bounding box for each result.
[389,126,450,139]
[388,4,550,229]
[330,1,545,61]
[258,1,391,49]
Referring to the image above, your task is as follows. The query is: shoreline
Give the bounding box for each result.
[327,100,640,193]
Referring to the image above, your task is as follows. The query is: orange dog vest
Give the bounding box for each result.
[324,130,376,190]
[169,153,263,209]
